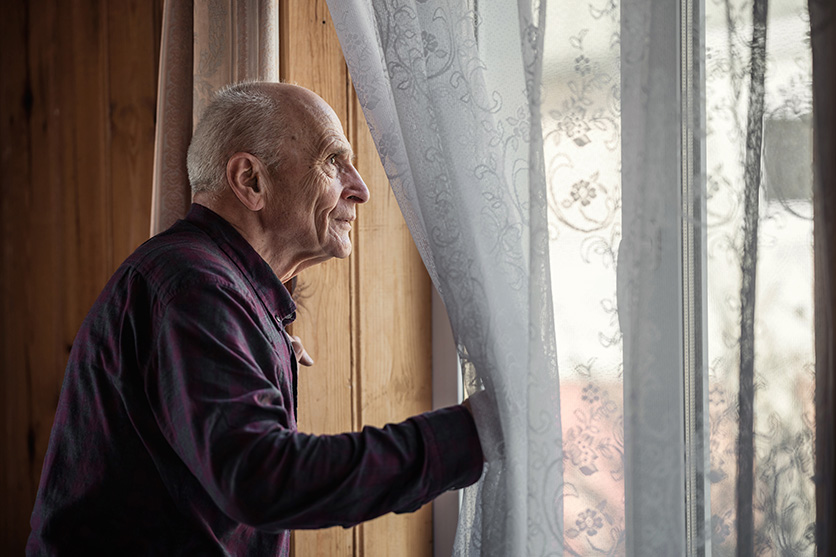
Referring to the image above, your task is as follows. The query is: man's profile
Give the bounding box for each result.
[27,82,483,555]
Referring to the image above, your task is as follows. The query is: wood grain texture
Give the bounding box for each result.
[1,0,37,548]
[0,0,162,551]
[107,0,160,262]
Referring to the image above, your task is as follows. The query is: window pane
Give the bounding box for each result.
[543,0,815,554]
[705,0,815,554]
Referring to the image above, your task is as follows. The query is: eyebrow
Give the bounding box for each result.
[317,135,355,163]
[332,145,356,163]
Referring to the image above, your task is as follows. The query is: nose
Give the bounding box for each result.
[343,164,370,204]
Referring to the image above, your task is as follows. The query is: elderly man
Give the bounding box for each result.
[27,82,484,555]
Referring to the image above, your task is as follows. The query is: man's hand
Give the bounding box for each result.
[290,335,314,366]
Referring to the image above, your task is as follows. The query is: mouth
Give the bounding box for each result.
[334,217,354,230]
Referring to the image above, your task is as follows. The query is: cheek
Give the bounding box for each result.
[314,179,342,215]
[297,172,329,216]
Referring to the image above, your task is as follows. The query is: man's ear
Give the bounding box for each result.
[226,153,265,211]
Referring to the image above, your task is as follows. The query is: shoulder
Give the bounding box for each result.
[123,220,245,304]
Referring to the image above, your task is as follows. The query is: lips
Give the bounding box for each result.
[333,218,353,230]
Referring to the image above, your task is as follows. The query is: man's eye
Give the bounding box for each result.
[329,154,338,165]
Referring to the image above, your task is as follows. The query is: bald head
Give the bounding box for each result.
[185,81,368,279]
[186,82,322,196]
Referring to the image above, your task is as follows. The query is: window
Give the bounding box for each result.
[542,0,815,554]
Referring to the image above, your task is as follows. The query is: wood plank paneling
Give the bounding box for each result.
[0,0,162,551]
[1,0,37,547]
[107,0,161,261]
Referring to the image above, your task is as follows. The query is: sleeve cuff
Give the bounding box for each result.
[414,405,485,493]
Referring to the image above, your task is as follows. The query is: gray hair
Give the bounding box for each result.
[187,82,288,194]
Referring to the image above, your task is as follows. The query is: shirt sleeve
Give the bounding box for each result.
[146,278,484,531]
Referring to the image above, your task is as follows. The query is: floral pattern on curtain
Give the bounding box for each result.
[330,0,818,555]
[326,1,564,555]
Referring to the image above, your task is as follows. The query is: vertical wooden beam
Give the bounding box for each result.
[0,0,37,548]
[280,3,355,556]
[811,0,836,553]
[349,85,434,557]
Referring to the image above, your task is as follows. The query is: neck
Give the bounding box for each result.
[193,191,325,282]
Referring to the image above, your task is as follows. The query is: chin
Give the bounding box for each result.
[333,245,352,259]
[323,243,351,259]
[326,235,352,259]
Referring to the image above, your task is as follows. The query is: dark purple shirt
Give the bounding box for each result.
[28,204,483,556]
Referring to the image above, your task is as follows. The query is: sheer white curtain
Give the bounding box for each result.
[328,0,816,555]
[326,1,564,555]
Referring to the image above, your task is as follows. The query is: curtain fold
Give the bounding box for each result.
[151,0,194,235]
[150,0,279,235]
[619,0,690,551]
[326,2,564,555]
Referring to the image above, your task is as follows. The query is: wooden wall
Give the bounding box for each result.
[0,0,164,551]
[0,1,433,554]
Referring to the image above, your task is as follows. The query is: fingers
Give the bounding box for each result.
[290,335,314,366]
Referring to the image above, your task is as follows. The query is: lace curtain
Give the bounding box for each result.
[329,0,817,555]
[151,0,278,234]
[327,1,563,555]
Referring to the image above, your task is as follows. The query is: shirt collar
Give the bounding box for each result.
[185,203,297,326]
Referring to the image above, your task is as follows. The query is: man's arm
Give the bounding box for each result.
[147,280,483,531]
